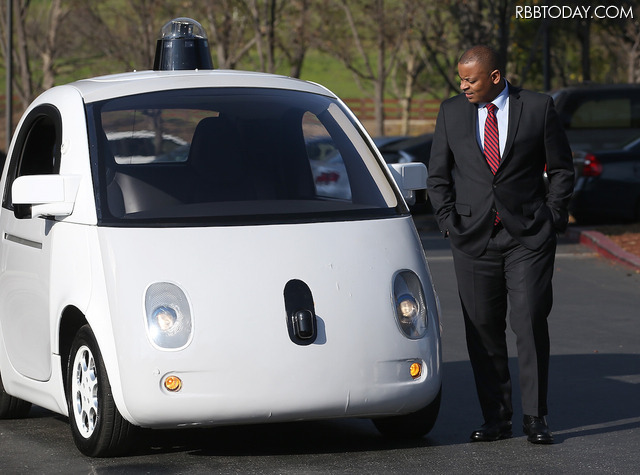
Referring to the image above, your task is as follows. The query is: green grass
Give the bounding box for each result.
[298,51,364,98]
[0,48,416,103]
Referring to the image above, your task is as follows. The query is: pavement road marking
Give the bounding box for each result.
[606,374,640,384]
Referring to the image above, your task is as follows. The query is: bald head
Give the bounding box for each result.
[459,45,501,74]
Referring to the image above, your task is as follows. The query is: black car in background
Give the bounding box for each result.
[551,84,640,223]
[375,133,434,168]
[375,134,433,213]
[570,142,640,223]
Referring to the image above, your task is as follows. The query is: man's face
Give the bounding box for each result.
[458,60,502,104]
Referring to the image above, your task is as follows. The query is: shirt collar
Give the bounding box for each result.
[480,79,509,110]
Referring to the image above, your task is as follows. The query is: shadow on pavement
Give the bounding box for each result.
[437,353,640,445]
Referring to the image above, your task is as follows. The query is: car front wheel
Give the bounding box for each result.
[0,372,32,419]
[372,387,441,439]
[66,325,136,457]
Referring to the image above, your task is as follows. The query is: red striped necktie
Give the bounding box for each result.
[484,103,500,224]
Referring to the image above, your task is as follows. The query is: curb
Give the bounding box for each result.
[566,227,640,271]
[415,216,640,271]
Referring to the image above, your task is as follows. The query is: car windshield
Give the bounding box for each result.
[87,87,402,226]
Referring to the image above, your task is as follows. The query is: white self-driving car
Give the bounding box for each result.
[0,18,441,458]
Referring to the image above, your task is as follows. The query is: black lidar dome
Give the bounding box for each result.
[153,17,213,71]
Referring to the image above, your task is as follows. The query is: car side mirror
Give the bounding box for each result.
[388,162,427,206]
[12,174,81,219]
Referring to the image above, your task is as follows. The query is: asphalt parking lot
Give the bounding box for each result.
[1,214,639,473]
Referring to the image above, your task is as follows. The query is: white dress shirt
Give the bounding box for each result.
[477,80,509,159]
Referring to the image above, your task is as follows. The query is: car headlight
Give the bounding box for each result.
[145,282,193,349]
[393,270,427,339]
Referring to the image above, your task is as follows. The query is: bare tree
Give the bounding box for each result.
[243,0,284,73]
[623,22,640,83]
[279,0,312,78]
[415,3,463,99]
[390,0,459,133]
[69,0,180,71]
[34,0,68,90]
[1,0,34,108]
[597,4,640,83]
[448,0,511,69]
[1,0,72,137]
[319,0,410,136]
[204,0,255,69]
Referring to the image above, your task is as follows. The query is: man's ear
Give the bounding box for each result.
[490,69,502,85]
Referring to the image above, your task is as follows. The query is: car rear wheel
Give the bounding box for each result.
[66,325,136,457]
[372,387,441,438]
[0,372,32,419]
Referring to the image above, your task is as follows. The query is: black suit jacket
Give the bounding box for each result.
[427,83,575,257]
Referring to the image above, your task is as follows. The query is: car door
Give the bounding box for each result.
[0,105,61,381]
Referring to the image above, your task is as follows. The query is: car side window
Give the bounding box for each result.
[2,105,62,210]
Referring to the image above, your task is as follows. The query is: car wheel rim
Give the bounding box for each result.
[71,345,98,439]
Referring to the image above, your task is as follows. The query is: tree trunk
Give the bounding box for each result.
[287,0,309,78]
[374,0,385,136]
[13,0,32,108]
[41,0,64,91]
[578,18,591,82]
[401,56,415,136]
[266,0,276,73]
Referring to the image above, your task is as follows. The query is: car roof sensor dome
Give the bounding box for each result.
[153,17,213,71]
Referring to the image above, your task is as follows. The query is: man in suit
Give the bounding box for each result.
[427,45,574,444]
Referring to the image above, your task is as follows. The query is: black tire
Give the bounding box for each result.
[372,387,441,439]
[0,372,32,419]
[66,325,136,457]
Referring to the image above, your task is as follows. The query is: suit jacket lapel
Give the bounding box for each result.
[462,98,484,157]
[502,82,522,168]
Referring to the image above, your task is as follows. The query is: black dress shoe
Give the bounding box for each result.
[523,415,554,444]
[470,420,512,442]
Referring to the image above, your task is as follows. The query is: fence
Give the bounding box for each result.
[343,97,440,121]
[343,97,440,135]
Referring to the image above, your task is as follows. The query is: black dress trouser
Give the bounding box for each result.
[451,225,557,422]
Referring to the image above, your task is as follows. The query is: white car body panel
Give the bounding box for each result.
[0,69,441,432]
[95,217,439,427]
[71,70,335,105]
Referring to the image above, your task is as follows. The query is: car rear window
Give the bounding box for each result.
[553,88,640,150]
[87,87,402,226]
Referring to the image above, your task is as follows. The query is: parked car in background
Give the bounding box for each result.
[372,135,411,151]
[551,84,640,152]
[551,84,640,223]
[306,137,352,200]
[570,141,640,223]
[375,134,434,212]
[376,133,434,168]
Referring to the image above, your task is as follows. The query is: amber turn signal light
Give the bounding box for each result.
[409,363,422,379]
[164,375,183,392]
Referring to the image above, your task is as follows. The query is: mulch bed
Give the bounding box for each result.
[596,223,640,258]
